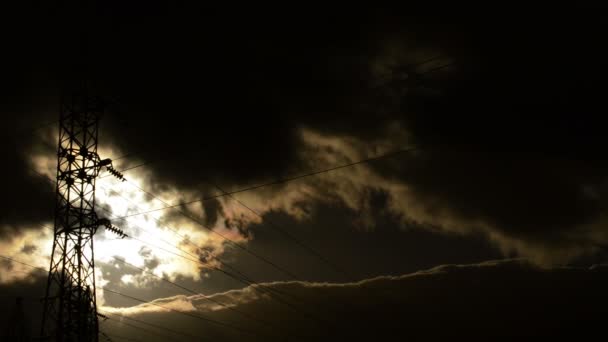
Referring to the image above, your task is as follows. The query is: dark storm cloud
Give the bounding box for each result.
[0,130,55,238]
[0,4,66,238]
[3,4,608,260]
[92,8,393,190]
[376,10,608,258]
[103,260,608,341]
[90,7,608,262]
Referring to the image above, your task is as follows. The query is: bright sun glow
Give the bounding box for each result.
[4,144,242,306]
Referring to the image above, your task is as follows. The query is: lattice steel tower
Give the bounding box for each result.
[41,88,125,341]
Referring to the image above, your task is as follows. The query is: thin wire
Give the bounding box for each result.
[104,311,201,339]
[101,314,182,342]
[109,256,276,330]
[32,192,310,329]
[107,146,419,304]
[118,146,418,219]
[0,255,271,340]
[28,170,311,336]
[94,59,447,185]
[102,332,141,342]
[99,161,151,179]
[26,119,398,331]
[94,205,329,330]
[98,145,416,293]
[21,97,369,340]
[213,183,352,281]
[103,187,360,324]
[35,219,305,315]
[123,180,304,281]
[27,87,423,290]
[28,154,339,324]
[111,152,138,162]
[102,288,272,339]
[99,311,202,340]
[421,62,453,75]
[94,199,323,332]
[34,177,321,330]
[99,330,115,342]
[35,137,133,170]
[211,185,403,306]
[95,185,298,300]
[94,146,412,320]
[0,255,47,272]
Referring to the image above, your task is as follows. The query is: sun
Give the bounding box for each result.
[9,143,219,305]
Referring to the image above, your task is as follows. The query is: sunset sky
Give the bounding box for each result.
[2,3,608,341]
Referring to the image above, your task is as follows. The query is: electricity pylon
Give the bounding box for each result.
[41,88,126,341]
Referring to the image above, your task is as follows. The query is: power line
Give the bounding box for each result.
[94,147,416,295]
[100,313,182,342]
[99,330,115,342]
[24,122,412,333]
[18,81,431,338]
[101,332,141,342]
[24,184,326,335]
[102,288,272,339]
[29,136,136,198]
[35,219,292,336]
[98,160,151,179]
[114,181,341,328]
[27,195,312,338]
[38,216,308,310]
[30,172,321,331]
[93,204,330,330]
[84,185,327,333]
[96,61,448,188]
[99,311,202,341]
[213,183,353,281]
[0,255,47,273]
[109,256,276,330]
[117,146,418,219]
[94,165,347,330]
[123,180,304,281]
[108,146,418,287]
[23,98,422,288]
[22,88,422,289]
[91,145,416,319]
[17,55,451,339]
[111,152,138,162]
[0,255,214,337]
[0,255,272,340]
[86,146,408,314]
[207,193,413,309]
[27,148,349,325]
[210,185,402,307]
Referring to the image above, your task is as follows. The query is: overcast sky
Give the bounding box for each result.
[2,3,608,341]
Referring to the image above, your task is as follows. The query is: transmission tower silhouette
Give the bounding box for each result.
[40,88,126,341]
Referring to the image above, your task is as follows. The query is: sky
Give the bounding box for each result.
[2,3,608,341]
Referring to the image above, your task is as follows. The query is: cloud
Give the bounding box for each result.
[100,259,608,341]
[0,131,55,238]
[186,124,607,264]
[83,8,608,265]
[3,6,608,276]
[2,259,607,341]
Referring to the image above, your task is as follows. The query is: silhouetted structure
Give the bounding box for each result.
[40,89,125,341]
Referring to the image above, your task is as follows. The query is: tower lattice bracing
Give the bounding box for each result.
[41,90,117,342]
